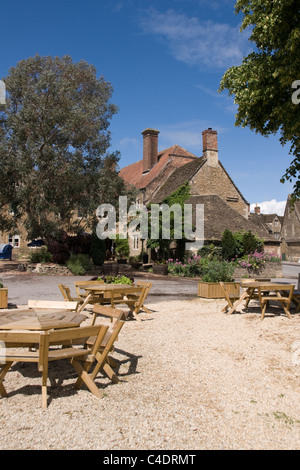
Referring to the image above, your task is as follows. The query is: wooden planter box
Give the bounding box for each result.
[131,262,142,270]
[198,281,240,299]
[0,288,8,309]
[102,263,119,276]
[153,264,168,275]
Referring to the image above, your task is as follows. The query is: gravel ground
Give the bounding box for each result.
[0,297,299,450]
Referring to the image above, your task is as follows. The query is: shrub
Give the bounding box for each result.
[167,253,202,277]
[198,244,222,259]
[114,235,130,259]
[66,254,92,275]
[242,230,263,255]
[47,239,69,264]
[237,250,281,270]
[201,259,235,282]
[30,247,52,263]
[90,232,106,266]
[221,229,237,261]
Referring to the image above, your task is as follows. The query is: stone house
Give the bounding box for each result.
[119,127,279,258]
[249,206,283,241]
[0,219,28,253]
[280,195,300,261]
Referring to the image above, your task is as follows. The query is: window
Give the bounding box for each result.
[8,234,20,247]
[133,234,139,250]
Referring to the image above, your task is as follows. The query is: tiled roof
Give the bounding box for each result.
[187,195,276,242]
[248,213,273,233]
[151,158,205,203]
[119,145,199,190]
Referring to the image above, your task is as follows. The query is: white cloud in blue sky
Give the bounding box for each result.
[250,200,287,216]
[140,8,251,70]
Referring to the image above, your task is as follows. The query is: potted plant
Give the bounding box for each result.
[102,262,119,276]
[153,259,168,275]
[129,256,142,270]
[0,278,8,309]
[197,260,240,298]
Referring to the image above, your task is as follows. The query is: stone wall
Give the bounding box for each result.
[24,262,104,276]
[26,263,73,275]
[190,163,249,218]
[234,262,283,279]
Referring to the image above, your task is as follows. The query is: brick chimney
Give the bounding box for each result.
[142,128,160,173]
[254,205,260,215]
[202,128,218,167]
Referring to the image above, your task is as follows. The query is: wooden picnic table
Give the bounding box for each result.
[76,283,143,314]
[0,309,86,331]
[226,281,295,320]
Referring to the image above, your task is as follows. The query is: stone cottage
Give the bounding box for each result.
[119,127,279,258]
[249,205,283,241]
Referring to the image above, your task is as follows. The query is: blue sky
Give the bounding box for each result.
[0,0,293,215]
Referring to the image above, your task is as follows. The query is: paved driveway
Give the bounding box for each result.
[1,265,298,308]
[0,272,199,307]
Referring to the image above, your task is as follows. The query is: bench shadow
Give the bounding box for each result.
[3,348,142,406]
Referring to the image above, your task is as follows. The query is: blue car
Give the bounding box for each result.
[27,239,45,247]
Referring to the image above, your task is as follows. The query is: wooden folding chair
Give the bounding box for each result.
[135,281,152,314]
[58,284,82,310]
[75,304,126,386]
[0,325,109,409]
[111,283,151,321]
[74,280,106,305]
[219,282,240,313]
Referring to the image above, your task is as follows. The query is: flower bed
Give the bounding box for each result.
[167,254,202,277]
[233,251,282,278]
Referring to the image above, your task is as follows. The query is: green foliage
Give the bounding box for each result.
[201,260,235,283]
[29,247,52,264]
[114,235,130,259]
[90,232,106,266]
[167,253,202,277]
[221,229,264,260]
[147,181,191,259]
[242,230,263,255]
[164,181,191,207]
[198,244,222,259]
[219,0,300,199]
[232,231,245,258]
[66,254,92,275]
[221,229,237,261]
[0,54,128,239]
[98,275,133,284]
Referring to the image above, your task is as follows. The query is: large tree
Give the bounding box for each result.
[219,0,300,200]
[0,54,128,241]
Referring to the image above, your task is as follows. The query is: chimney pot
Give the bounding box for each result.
[142,128,160,173]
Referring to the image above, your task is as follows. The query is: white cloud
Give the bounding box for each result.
[119,137,140,149]
[250,200,286,216]
[196,83,238,114]
[140,8,251,70]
